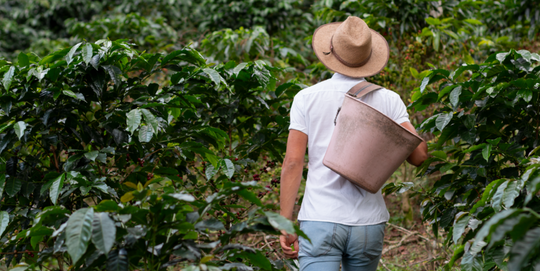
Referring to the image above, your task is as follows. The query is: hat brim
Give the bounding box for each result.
[312,22,389,78]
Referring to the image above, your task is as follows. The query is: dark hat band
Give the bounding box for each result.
[323,35,372,68]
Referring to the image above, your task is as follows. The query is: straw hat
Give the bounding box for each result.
[312,16,389,78]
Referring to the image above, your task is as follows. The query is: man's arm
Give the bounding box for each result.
[279,129,308,259]
[280,130,308,220]
[400,121,428,167]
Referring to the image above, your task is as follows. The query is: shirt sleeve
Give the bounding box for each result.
[289,94,308,135]
[389,93,410,124]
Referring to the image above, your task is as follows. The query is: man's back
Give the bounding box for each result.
[289,73,410,225]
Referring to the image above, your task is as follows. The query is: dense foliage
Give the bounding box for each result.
[0,40,305,270]
[412,49,540,270]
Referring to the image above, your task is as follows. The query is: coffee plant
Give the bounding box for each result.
[411,49,540,270]
[0,40,306,270]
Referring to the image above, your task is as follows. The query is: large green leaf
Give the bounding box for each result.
[66,208,94,263]
[107,249,128,271]
[2,66,15,91]
[502,181,520,209]
[5,178,22,197]
[453,214,470,244]
[449,86,462,107]
[141,109,158,133]
[138,125,154,143]
[62,90,86,102]
[237,189,262,207]
[461,251,483,271]
[205,164,219,180]
[491,180,509,212]
[49,173,65,205]
[203,68,222,87]
[435,112,453,131]
[18,52,29,67]
[64,154,83,172]
[82,43,93,65]
[195,219,225,231]
[508,227,540,271]
[264,212,294,234]
[92,212,116,255]
[470,209,519,256]
[222,159,235,179]
[13,121,26,140]
[0,211,9,237]
[126,109,141,135]
[66,42,82,65]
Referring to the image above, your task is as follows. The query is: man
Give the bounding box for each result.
[279,16,428,271]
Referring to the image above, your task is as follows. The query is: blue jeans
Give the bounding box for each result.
[298,221,385,271]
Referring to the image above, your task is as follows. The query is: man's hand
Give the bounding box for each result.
[280,231,299,259]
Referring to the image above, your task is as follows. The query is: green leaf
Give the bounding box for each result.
[492,180,509,212]
[163,193,195,202]
[449,86,462,107]
[64,154,83,172]
[195,219,225,231]
[84,151,99,161]
[205,164,219,180]
[82,43,93,65]
[141,109,158,133]
[222,159,235,179]
[502,181,520,209]
[0,174,5,197]
[525,176,540,205]
[49,173,65,205]
[62,90,86,102]
[107,249,129,271]
[203,68,222,86]
[138,125,154,143]
[18,53,29,67]
[482,144,491,162]
[508,227,540,271]
[410,67,419,78]
[420,76,430,93]
[431,150,447,160]
[233,63,249,77]
[435,112,453,131]
[66,207,94,264]
[92,212,116,255]
[264,211,294,234]
[237,189,262,207]
[0,211,9,237]
[66,42,82,65]
[13,121,26,140]
[126,109,141,135]
[453,214,470,244]
[471,179,504,214]
[496,53,509,63]
[425,17,441,25]
[464,53,475,65]
[465,19,483,25]
[461,252,483,271]
[470,209,518,256]
[517,89,533,102]
[243,250,272,270]
[5,178,22,197]
[2,66,15,91]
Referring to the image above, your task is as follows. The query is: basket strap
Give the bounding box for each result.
[334,80,384,126]
[346,80,383,98]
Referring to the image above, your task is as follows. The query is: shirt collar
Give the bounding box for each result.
[331,72,365,82]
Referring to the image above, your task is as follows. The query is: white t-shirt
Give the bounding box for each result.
[289,73,410,226]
